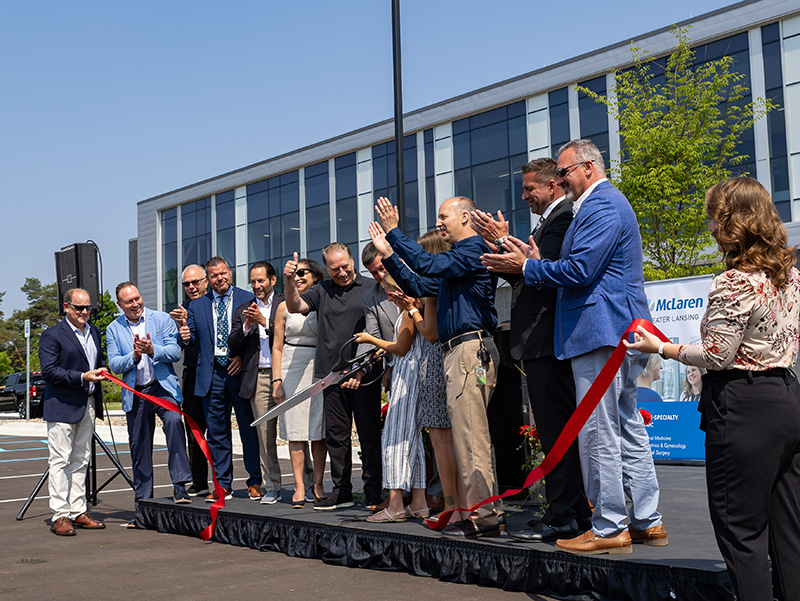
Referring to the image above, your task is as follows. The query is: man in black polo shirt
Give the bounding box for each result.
[284,243,383,510]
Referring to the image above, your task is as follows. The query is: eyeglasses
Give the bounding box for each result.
[295,269,312,277]
[182,278,204,288]
[556,160,591,178]
[69,304,92,313]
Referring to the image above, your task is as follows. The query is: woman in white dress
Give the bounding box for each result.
[272,259,327,508]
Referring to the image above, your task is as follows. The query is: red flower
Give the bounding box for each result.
[639,408,652,426]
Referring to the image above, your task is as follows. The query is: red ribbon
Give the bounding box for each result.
[426,318,669,530]
[100,370,223,540]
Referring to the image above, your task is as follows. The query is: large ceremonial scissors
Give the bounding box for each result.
[251,336,386,427]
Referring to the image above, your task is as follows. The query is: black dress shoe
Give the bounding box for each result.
[509,519,579,543]
[441,519,502,538]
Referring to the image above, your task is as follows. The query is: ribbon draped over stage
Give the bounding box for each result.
[100,370,224,540]
[427,318,669,530]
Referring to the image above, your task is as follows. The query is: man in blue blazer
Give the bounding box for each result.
[179,256,261,502]
[482,139,664,555]
[106,282,192,511]
[39,288,107,536]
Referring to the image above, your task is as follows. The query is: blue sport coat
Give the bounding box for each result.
[106,308,183,412]
[524,180,651,360]
[39,319,105,423]
[183,286,255,398]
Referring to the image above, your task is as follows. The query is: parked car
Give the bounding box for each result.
[0,371,46,418]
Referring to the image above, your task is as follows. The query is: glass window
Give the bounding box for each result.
[549,87,570,157]
[161,208,178,311]
[579,76,609,161]
[181,197,211,269]
[762,22,790,220]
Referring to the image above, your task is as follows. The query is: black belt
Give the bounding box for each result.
[285,341,316,348]
[705,367,794,384]
[258,368,272,374]
[134,381,157,391]
[441,330,492,353]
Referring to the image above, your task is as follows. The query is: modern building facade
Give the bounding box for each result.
[137,0,800,311]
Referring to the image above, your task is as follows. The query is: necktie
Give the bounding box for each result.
[216,295,229,366]
[532,216,546,237]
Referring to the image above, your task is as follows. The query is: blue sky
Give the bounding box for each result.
[0,0,735,315]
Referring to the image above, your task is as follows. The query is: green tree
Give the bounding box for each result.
[0,279,60,372]
[579,27,774,280]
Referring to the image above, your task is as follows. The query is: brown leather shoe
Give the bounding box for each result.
[248,484,263,500]
[628,523,668,546]
[426,494,445,512]
[205,488,232,503]
[51,517,76,536]
[72,512,105,529]
[555,529,632,555]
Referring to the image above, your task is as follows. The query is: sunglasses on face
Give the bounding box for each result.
[556,160,592,178]
[182,278,204,288]
[69,304,92,313]
[295,269,312,277]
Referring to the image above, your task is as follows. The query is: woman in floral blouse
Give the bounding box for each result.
[626,177,800,601]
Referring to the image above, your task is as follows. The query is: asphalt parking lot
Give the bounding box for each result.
[0,415,541,601]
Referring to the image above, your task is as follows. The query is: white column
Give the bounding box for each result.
[235,186,248,285]
[357,147,373,268]
[416,130,427,232]
[568,84,580,140]
[606,72,621,173]
[434,123,454,201]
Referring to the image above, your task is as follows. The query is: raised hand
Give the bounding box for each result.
[179,318,190,342]
[284,252,299,281]
[368,221,393,258]
[375,196,399,232]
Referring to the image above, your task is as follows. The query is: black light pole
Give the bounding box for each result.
[391,0,406,231]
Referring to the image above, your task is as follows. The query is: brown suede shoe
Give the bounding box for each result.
[51,517,76,536]
[72,512,105,529]
[555,529,632,555]
[248,484,264,500]
[628,523,668,546]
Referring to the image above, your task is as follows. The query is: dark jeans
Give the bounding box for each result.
[703,369,800,601]
[203,363,261,491]
[323,380,382,501]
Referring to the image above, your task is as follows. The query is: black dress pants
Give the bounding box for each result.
[703,369,800,601]
[181,366,208,490]
[323,380,382,501]
[523,355,592,528]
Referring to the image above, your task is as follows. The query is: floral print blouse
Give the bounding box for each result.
[678,268,800,371]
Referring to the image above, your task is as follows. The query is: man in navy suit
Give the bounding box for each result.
[482,139,664,555]
[106,282,192,511]
[179,256,261,502]
[39,288,107,536]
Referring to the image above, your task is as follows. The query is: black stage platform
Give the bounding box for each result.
[137,465,732,601]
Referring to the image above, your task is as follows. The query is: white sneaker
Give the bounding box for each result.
[260,490,281,505]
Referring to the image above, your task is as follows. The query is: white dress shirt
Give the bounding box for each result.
[66,319,98,395]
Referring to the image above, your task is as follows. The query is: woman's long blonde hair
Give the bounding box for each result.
[705,177,796,288]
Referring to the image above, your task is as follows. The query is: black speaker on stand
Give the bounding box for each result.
[55,242,100,313]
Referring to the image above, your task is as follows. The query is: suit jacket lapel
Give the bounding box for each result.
[60,319,91,367]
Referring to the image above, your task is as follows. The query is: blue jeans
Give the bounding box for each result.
[571,348,662,537]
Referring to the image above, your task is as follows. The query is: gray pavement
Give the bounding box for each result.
[0,416,543,601]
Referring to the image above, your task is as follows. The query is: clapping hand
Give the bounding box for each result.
[470,209,509,250]
[387,290,420,313]
[480,235,540,273]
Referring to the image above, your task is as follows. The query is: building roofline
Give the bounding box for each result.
[139,0,795,209]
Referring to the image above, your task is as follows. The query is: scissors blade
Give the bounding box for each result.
[250,371,339,427]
